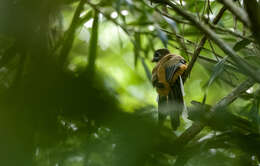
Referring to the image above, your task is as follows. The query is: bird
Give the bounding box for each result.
[152,48,187,130]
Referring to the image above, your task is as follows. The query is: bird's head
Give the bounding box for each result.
[152,48,170,62]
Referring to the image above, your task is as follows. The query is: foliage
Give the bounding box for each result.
[0,0,260,166]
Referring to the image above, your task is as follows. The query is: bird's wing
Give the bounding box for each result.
[152,56,172,96]
[165,56,186,82]
[152,64,160,86]
[152,70,157,86]
[165,65,179,82]
[168,76,184,130]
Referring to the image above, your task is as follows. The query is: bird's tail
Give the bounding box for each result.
[168,76,184,130]
[158,95,167,127]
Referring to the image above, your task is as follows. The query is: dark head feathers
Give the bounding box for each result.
[152,48,170,62]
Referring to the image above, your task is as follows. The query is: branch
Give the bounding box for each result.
[182,7,227,82]
[209,23,254,42]
[155,8,190,25]
[174,130,260,166]
[59,0,86,67]
[217,0,251,27]
[85,1,139,47]
[86,1,131,37]
[198,55,239,73]
[163,0,260,83]
[168,42,240,73]
[244,0,260,44]
[174,134,231,166]
[161,28,236,64]
[86,10,99,75]
[175,78,255,147]
[213,79,255,109]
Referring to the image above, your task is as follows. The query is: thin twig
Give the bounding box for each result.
[155,8,190,25]
[86,1,131,37]
[85,1,140,50]
[175,78,255,147]
[59,0,86,67]
[168,42,240,73]
[164,0,260,83]
[209,23,254,42]
[174,133,231,166]
[161,28,231,61]
[212,78,255,109]
[208,40,219,61]
[51,10,93,55]
[217,0,251,27]
[182,7,227,82]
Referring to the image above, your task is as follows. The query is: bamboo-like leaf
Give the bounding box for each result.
[233,39,251,52]
[163,16,179,33]
[78,10,93,25]
[134,32,141,67]
[206,57,227,88]
[156,28,168,48]
[249,99,260,129]
[163,16,189,60]
[207,0,213,14]
[59,0,86,67]
[141,57,152,81]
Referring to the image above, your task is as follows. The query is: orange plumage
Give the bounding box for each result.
[152,54,187,96]
[151,48,187,130]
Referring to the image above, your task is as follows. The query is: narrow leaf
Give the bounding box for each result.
[233,39,251,51]
[156,28,168,48]
[249,99,259,129]
[163,16,179,33]
[78,10,93,26]
[133,32,141,67]
[163,16,189,60]
[141,57,152,81]
[59,0,86,66]
[206,57,227,88]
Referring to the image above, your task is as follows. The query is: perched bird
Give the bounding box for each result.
[152,48,187,130]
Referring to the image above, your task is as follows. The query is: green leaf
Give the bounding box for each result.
[206,57,227,88]
[78,10,93,26]
[156,28,168,48]
[59,0,86,66]
[163,16,179,33]
[163,16,189,60]
[133,32,141,67]
[141,57,152,81]
[249,99,260,128]
[233,39,251,52]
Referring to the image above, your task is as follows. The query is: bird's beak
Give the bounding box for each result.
[152,57,159,62]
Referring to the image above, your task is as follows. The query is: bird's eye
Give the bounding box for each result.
[154,52,159,57]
